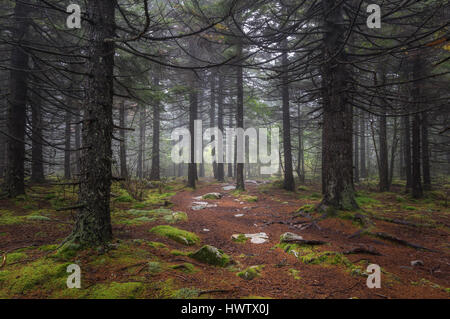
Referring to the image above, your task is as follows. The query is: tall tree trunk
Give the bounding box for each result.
[74,104,81,177]
[216,69,225,181]
[119,101,128,179]
[66,0,115,247]
[137,106,146,179]
[64,109,72,179]
[0,105,6,179]
[378,113,389,191]
[5,0,31,197]
[421,111,431,190]
[281,39,295,191]
[188,70,198,188]
[389,117,398,187]
[319,0,358,211]
[149,72,161,181]
[354,109,359,183]
[360,112,367,178]
[403,115,412,189]
[30,85,45,183]
[235,40,245,191]
[210,71,217,179]
[411,56,423,198]
[227,95,233,178]
[296,104,305,183]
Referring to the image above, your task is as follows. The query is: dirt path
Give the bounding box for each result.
[155,180,450,299]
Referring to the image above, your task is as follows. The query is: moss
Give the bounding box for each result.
[355,195,380,206]
[114,189,134,203]
[202,193,221,200]
[90,282,145,299]
[309,192,321,199]
[26,215,51,221]
[288,268,301,280]
[396,196,407,203]
[240,195,258,202]
[297,185,309,191]
[54,243,81,261]
[172,287,200,299]
[1,258,71,295]
[188,245,231,267]
[150,225,200,246]
[170,249,189,256]
[163,211,188,223]
[237,265,264,280]
[5,252,28,265]
[0,210,22,225]
[148,261,164,274]
[232,234,249,243]
[145,191,175,206]
[403,205,417,211]
[296,204,315,213]
[171,263,197,273]
[146,241,166,249]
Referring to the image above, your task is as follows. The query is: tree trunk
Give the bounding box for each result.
[119,101,128,179]
[74,104,81,177]
[64,109,72,179]
[354,109,359,183]
[403,115,412,189]
[360,112,367,178]
[30,84,45,183]
[421,111,431,190]
[137,106,146,179]
[216,69,225,181]
[66,0,115,247]
[149,72,161,181]
[296,104,305,183]
[411,56,423,198]
[319,0,358,211]
[281,39,295,191]
[378,113,389,191]
[235,40,245,191]
[5,0,31,197]
[210,71,217,179]
[188,70,198,188]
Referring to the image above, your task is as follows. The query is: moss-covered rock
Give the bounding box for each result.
[202,193,222,200]
[237,265,264,280]
[90,282,145,299]
[188,245,231,267]
[171,263,197,273]
[150,225,200,246]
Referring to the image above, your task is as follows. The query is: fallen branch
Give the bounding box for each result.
[343,245,382,256]
[281,238,327,245]
[372,232,438,252]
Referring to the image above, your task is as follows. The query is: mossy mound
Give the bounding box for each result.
[171,263,197,273]
[90,282,145,299]
[188,245,231,267]
[125,208,187,224]
[150,225,200,246]
[232,234,249,243]
[237,265,264,280]
[240,195,258,202]
[202,193,222,200]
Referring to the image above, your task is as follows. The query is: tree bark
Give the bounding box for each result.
[30,83,45,183]
[403,115,412,189]
[411,56,423,198]
[360,112,367,178]
[64,108,72,180]
[137,106,146,179]
[421,111,431,190]
[281,39,295,191]
[216,69,225,181]
[188,70,198,188]
[66,0,115,247]
[235,39,245,191]
[149,71,161,181]
[5,0,31,197]
[119,100,128,179]
[319,0,358,211]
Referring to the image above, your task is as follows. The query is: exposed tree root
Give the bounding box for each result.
[372,232,438,252]
[343,245,382,256]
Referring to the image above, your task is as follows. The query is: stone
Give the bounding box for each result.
[280,232,304,243]
[234,214,244,217]
[188,245,232,267]
[223,185,236,191]
[202,192,222,199]
[411,260,424,267]
[191,201,218,210]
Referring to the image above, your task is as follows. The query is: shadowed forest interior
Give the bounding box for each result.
[0,0,449,299]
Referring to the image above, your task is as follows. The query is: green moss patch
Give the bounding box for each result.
[188,245,231,266]
[237,265,264,280]
[150,225,200,246]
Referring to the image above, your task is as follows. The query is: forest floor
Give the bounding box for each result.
[0,178,449,299]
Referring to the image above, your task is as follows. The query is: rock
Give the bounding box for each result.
[223,185,236,191]
[237,265,264,280]
[188,245,232,267]
[280,232,326,245]
[280,232,304,243]
[234,214,244,217]
[202,228,210,232]
[250,237,267,244]
[245,180,259,185]
[232,232,268,244]
[202,192,222,200]
[411,260,424,267]
[191,201,218,210]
